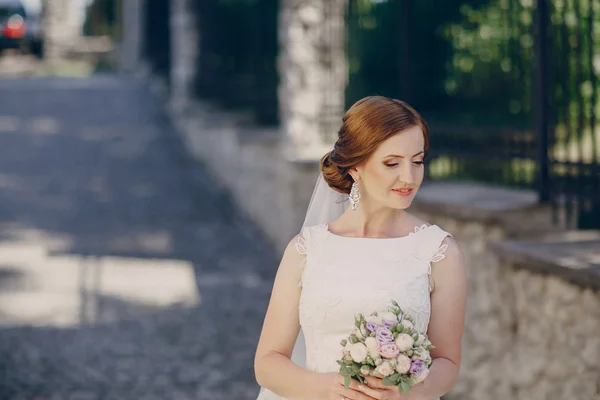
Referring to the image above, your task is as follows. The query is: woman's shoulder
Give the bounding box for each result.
[405,213,459,254]
[283,224,328,255]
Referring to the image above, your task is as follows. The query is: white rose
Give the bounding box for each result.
[379,311,397,323]
[395,354,411,374]
[375,360,394,377]
[401,320,414,330]
[365,337,379,352]
[415,333,425,346]
[413,367,430,384]
[350,343,368,363]
[388,358,397,369]
[395,333,414,352]
[368,347,380,360]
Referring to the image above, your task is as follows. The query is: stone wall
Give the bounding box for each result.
[411,202,600,400]
[170,103,319,251]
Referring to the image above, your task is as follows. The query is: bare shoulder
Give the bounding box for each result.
[432,236,466,291]
[281,233,305,264]
[440,235,463,262]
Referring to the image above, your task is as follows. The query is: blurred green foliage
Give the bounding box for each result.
[83,0,121,40]
[347,0,599,132]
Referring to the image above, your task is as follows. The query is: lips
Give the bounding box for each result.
[392,188,413,197]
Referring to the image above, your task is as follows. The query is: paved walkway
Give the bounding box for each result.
[0,74,278,400]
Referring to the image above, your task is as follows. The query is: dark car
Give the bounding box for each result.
[0,0,27,53]
[24,8,42,56]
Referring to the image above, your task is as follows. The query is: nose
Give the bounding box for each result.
[398,161,415,185]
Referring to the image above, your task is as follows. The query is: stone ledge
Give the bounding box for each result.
[413,182,557,236]
[491,230,600,290]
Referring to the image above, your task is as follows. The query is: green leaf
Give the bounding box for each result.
[344,376,351,389]
[382,373,401,386]
[400,381,411,394]
[382,376,394,386]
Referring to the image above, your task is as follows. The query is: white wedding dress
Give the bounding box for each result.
[257,222,451,400]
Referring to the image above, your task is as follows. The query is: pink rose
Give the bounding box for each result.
[378,343,400,359]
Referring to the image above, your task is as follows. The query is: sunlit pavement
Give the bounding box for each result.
[0,74,277,399]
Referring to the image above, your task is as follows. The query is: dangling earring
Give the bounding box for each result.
[349,181,360,211]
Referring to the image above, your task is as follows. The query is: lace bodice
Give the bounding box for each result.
[257,223,451,400]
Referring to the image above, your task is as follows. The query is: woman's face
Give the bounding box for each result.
[354,125,425,210]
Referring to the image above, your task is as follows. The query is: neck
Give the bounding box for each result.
[343,198,407,237]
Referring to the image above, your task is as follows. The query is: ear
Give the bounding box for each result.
[348,167,360,182]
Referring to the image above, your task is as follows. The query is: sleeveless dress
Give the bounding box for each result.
[257,223,452,400]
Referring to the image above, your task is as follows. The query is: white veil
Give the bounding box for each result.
[291,172,348,365]
[258,172,348,400]
[301,172,349,229]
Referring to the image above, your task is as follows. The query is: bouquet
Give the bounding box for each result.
[337,300,435,394]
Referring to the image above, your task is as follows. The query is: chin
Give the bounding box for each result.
[390,199,413,210]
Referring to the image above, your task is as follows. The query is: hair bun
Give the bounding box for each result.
[321,151,353,194]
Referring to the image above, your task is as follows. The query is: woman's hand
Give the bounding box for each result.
[363,376,432,400]
[313,372,387,400]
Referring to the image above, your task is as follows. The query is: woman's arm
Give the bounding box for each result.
[254,235,322,400]
[414,237,467,399]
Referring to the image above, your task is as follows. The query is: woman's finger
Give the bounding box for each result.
[363,376,387,390]
[338,387,385,400]
[346,379,385,400]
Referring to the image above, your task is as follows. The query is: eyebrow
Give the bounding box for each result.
[384,151,425,158]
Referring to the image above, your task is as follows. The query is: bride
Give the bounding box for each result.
[254,96,467,400]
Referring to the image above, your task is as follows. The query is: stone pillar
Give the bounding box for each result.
[278,0,348,160]
[170,0,198,108]
[42,0,84,61]
[120,0,144,72]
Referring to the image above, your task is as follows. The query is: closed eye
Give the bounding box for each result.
[385,161,424,167]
